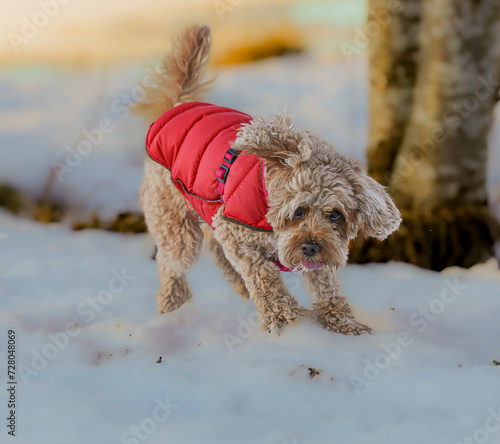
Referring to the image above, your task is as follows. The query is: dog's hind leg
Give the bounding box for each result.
[203,226,250,299]
[141,159,204,313]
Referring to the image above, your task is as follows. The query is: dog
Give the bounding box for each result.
[139,26,401,335]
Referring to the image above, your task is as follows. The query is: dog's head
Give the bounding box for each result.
[232,114,401,271]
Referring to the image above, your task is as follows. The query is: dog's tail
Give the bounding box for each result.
[136,25,213,123]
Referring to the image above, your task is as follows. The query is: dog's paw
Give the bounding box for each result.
[156,279,193,314]
[314,299,371,336]
[264,304,306,335]
[157,297,186,314]
[318,316,372,336]
[318,315,372,335]
[331,320,372,336]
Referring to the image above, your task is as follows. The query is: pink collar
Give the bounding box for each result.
[271,259,293,272]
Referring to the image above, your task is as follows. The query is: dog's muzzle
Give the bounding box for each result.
[302,241,321,258]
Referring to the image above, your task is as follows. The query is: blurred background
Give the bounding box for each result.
[0,0,362,65]
[0,0,499,265]
[2,5,500,442]
[0,0,370,225]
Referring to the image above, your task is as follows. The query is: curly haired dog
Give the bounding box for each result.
[139,26,401,335]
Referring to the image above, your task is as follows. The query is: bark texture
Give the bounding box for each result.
[351,0,500,270]
[367,0,422,186]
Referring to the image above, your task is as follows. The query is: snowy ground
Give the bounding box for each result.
[1,208,500,444]
[1,51,500,443]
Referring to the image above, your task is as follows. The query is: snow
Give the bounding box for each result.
[1,208,500,444]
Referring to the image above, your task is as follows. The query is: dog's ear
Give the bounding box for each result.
[232,114,312,168]
[353,172,402,240]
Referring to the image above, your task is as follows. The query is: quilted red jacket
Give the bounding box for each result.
[145,102,272,232]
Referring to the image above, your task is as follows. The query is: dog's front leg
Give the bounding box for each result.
[213,219,304,333]
[241,259,304,333]
[302,267,371,335]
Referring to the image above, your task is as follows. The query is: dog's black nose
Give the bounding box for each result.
[302,242,321,258]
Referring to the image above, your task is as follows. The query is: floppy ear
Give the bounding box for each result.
[354,173,402,240]
[232,113,312,168]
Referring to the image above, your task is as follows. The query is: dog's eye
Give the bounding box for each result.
[330,210,342,222]
[293,208,303,219]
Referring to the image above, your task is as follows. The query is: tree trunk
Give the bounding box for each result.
[367,0,422,186]
[351,0,500,270]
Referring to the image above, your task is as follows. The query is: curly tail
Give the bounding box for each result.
[136,26,213,123]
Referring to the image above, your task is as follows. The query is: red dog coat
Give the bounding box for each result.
[145,101,273,232]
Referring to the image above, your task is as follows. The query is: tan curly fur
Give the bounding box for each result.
[134,25,213,124]
[139,26,402,335]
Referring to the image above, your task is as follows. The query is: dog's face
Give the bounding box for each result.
[232,114,401,271]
